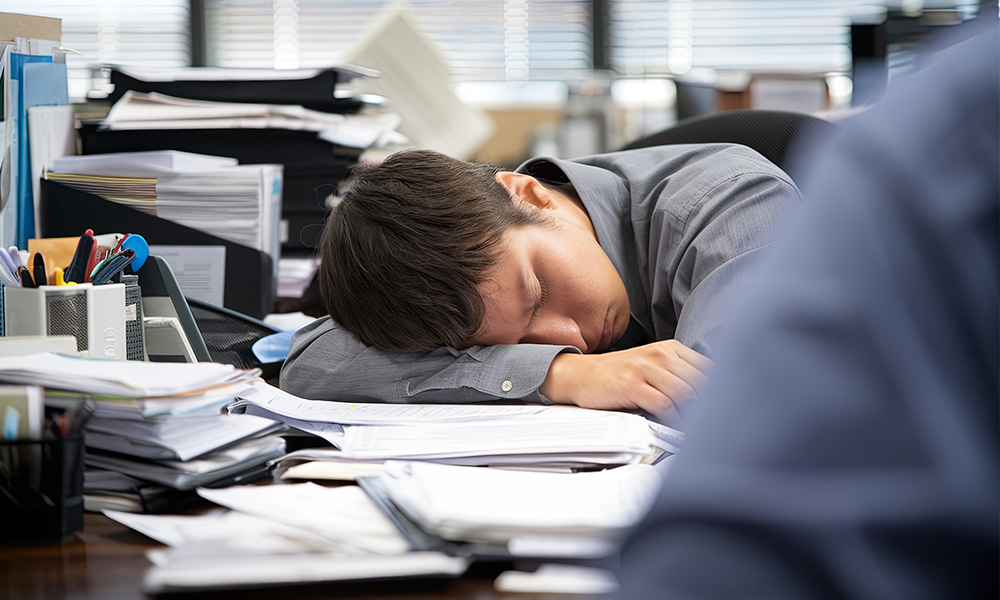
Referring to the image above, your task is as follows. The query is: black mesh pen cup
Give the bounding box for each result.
[0,434,85,543]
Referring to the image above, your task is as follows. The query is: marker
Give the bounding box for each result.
[32,253,47,286]
[18,266,35,288]
[64,229,96,284]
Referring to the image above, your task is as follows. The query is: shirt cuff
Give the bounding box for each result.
[469,343,581,404]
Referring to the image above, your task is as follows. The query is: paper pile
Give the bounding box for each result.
[103,482,469,594]
[0,353,285,510]
[228,380,679,470]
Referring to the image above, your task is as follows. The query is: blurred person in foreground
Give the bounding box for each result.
[616,16,998,600]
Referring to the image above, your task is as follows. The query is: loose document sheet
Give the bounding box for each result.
[229,379,546,424]
[104,482,468,594]
[377,461,663,544]
[230,380,676,469]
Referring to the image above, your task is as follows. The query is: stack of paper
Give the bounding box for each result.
[43,173,157,213]
[228,381,679,470]
[366,460,662,552]
[86,409,279,462]
[102,482,469,594]
[102,91,404,150]
[46,150,282,263]
[0,352,257,397]
[0,353,285,506]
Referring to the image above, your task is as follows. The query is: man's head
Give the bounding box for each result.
[319,149,630,353]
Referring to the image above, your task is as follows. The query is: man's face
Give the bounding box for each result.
[469,220,631,353]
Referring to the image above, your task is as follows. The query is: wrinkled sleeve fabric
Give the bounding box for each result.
[616,21,998,600]
[279,316,577,403]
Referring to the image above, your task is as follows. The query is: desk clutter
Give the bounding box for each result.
[0,352,681,594]
[79,64,403,255]
[1,230,148,359]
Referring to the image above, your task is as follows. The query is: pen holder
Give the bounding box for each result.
[122,275,146,361]
[2,283,126,359]
[0,434,85,543]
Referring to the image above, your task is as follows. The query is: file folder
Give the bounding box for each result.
[79,126,362,167]
[39,179,275,319]
[105,66,374,114]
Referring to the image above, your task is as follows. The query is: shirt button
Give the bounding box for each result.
[501,380,513,392]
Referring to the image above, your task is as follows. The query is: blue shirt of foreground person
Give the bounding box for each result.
[616,17,998,600]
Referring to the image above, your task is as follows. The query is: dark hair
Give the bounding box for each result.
[318,149,544,352]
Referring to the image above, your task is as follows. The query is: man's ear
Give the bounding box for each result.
[495,172,556,211]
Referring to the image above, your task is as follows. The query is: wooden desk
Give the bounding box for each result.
[1,513,601,600]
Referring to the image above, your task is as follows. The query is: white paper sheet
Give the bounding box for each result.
[0,352,257,398]
[197,482,410,554]
[377,461,662,543]
[228,379,547,424]
[148,245,226,307]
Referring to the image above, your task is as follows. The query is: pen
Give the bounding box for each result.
[91,248,136,285]
[54,267,69,286]
[88,254,113,281]
[32,253,47,286]
[18,266,35,288]
[64,228,96,284]
[112,233,131,254]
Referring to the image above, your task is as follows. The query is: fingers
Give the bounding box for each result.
[539,340,714,418]
[673,340,714,370]
[627,377,685,421]
[629,341,713,419]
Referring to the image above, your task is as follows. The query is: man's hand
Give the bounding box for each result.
[539,339,713,421]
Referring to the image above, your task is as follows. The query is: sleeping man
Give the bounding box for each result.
[280,144,801,420]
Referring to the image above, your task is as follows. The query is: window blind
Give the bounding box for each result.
[204,0,593,81]
[0,0,191,100]
[609,0,981,77]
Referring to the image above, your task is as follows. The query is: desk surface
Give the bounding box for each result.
[1,513,600,600]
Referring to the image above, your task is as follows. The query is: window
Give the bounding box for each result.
[0,0,191,100]
[204,0,594,81]
[3,1,983,102]
[609,0,979,77]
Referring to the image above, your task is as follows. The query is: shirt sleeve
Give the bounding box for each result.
[652,164,802,355]
[279,316,579,403]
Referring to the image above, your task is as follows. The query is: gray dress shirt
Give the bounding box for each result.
[280,144,800,402]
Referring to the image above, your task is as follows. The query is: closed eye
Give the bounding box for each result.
[525,277,547,331]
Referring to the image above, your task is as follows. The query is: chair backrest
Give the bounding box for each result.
[185,297,283,378]
[620,109,837,172]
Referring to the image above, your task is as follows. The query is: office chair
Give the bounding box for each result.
[620,109,837,172]
[186,298,284,379]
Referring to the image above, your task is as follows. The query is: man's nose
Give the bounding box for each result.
[522,315,584,349]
